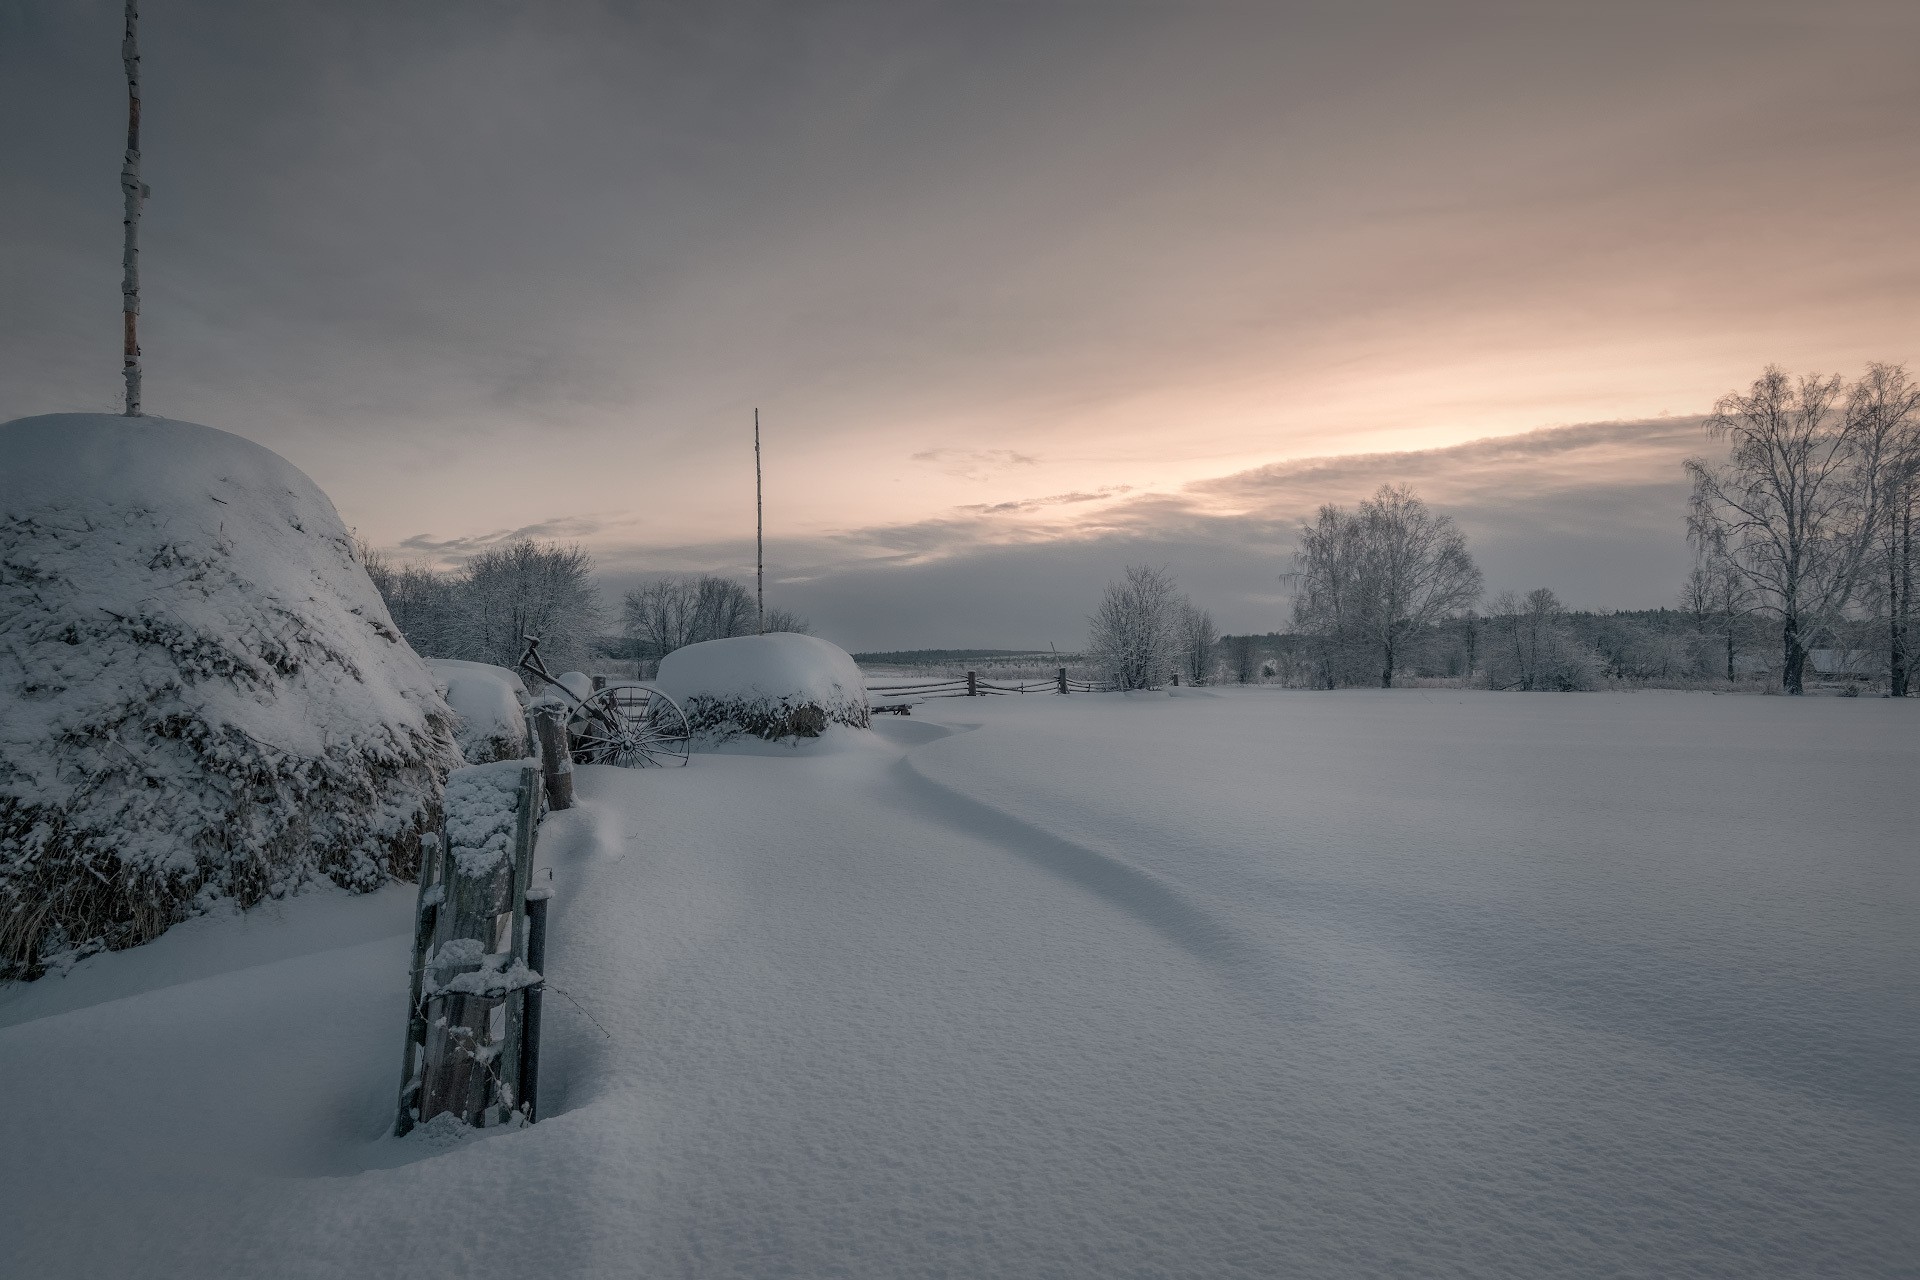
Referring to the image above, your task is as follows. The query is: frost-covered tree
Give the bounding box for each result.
[1484,589,1600,691]
[360,545,464,661]
[1291,485,1481,688]
[459,540,601,671]
[1088,565,1181,690]
[1222,633,1260,684]
[1178,602,1217,685]
[1687,365,1910,693]
[362,538,601,673]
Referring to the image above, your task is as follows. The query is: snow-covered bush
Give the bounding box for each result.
[654,634,869,741]
[427,659,530,763]
[0,414,459,979]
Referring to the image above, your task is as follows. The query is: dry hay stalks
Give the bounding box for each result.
[676,695,868,742]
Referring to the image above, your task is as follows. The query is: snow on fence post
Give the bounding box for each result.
[399,760,543,1133]
[532,702,573,811]
[967,670,978,697]
[1057,667,1068,695]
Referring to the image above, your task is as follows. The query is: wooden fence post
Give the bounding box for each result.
[966,670,977,697]
[411,762,541,1130]
[532,704,573,811]
[520,876,550,1122]
[393,818,446,1137]
[1057,667,1068,695]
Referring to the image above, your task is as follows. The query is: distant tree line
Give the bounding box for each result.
[363,541,808,677]
[1090,362,1916,696]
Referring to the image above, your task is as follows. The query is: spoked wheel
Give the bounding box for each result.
[570,684,692,767]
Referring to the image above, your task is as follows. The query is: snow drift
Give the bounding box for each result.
[654,633,869,740]
[426,658,529,764]
[0,413,459,979]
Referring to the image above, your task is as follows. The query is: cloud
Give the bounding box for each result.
[955,485,1132,514]
[910,448,1041,480]
[394,515,613,563]
[532,417,1716,649]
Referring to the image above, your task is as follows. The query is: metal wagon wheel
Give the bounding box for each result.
[570,684,692,767]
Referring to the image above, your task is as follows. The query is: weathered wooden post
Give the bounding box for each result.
[966,670,978,697]
[519,873,551,1122]
[402,760,542,1131]
[532,702,573,811]
[1057,666,1068,695]
[393,820,446,1137]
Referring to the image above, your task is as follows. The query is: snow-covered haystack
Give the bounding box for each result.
[0,414,459,979]
[655,633,869,741]
[426,658,530,764]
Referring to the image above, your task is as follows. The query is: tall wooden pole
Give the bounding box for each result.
[120,0,146,416]
[754,408,764,633]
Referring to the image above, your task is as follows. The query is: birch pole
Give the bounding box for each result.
[755,408,764,634]
[120,0,147,416]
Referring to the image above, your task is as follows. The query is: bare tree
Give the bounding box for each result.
[1178,602,1217,685]
[1290,502,1371,688]
[1484,588,1599,691]
[1687,366,1900,693]
[1850,364,1920,695]
[764,607,811,635]
[1088,565,1181,690]
[1681,543,1755,684]
[1877,459,1919,696]
[1223,634,1259,684]
[621,574,764,662]
[1290,485,1482,687]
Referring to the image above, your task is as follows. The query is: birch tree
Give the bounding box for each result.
[1290,485,1482,687]
[1687,366,1899,693]
[1851,364,1920,695]
[1178,602,1218,685]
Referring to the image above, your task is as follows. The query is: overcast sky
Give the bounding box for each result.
[4,1,1916,650]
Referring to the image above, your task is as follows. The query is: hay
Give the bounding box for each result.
[1,414,458,979]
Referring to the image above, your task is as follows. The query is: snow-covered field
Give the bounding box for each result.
[2,689,1913,1278]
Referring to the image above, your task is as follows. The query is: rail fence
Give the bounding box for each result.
[867,667,1118,705]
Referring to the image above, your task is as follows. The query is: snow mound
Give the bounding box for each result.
[427,659,529,764]
[0,413,459,979]
[655,633,870,740]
